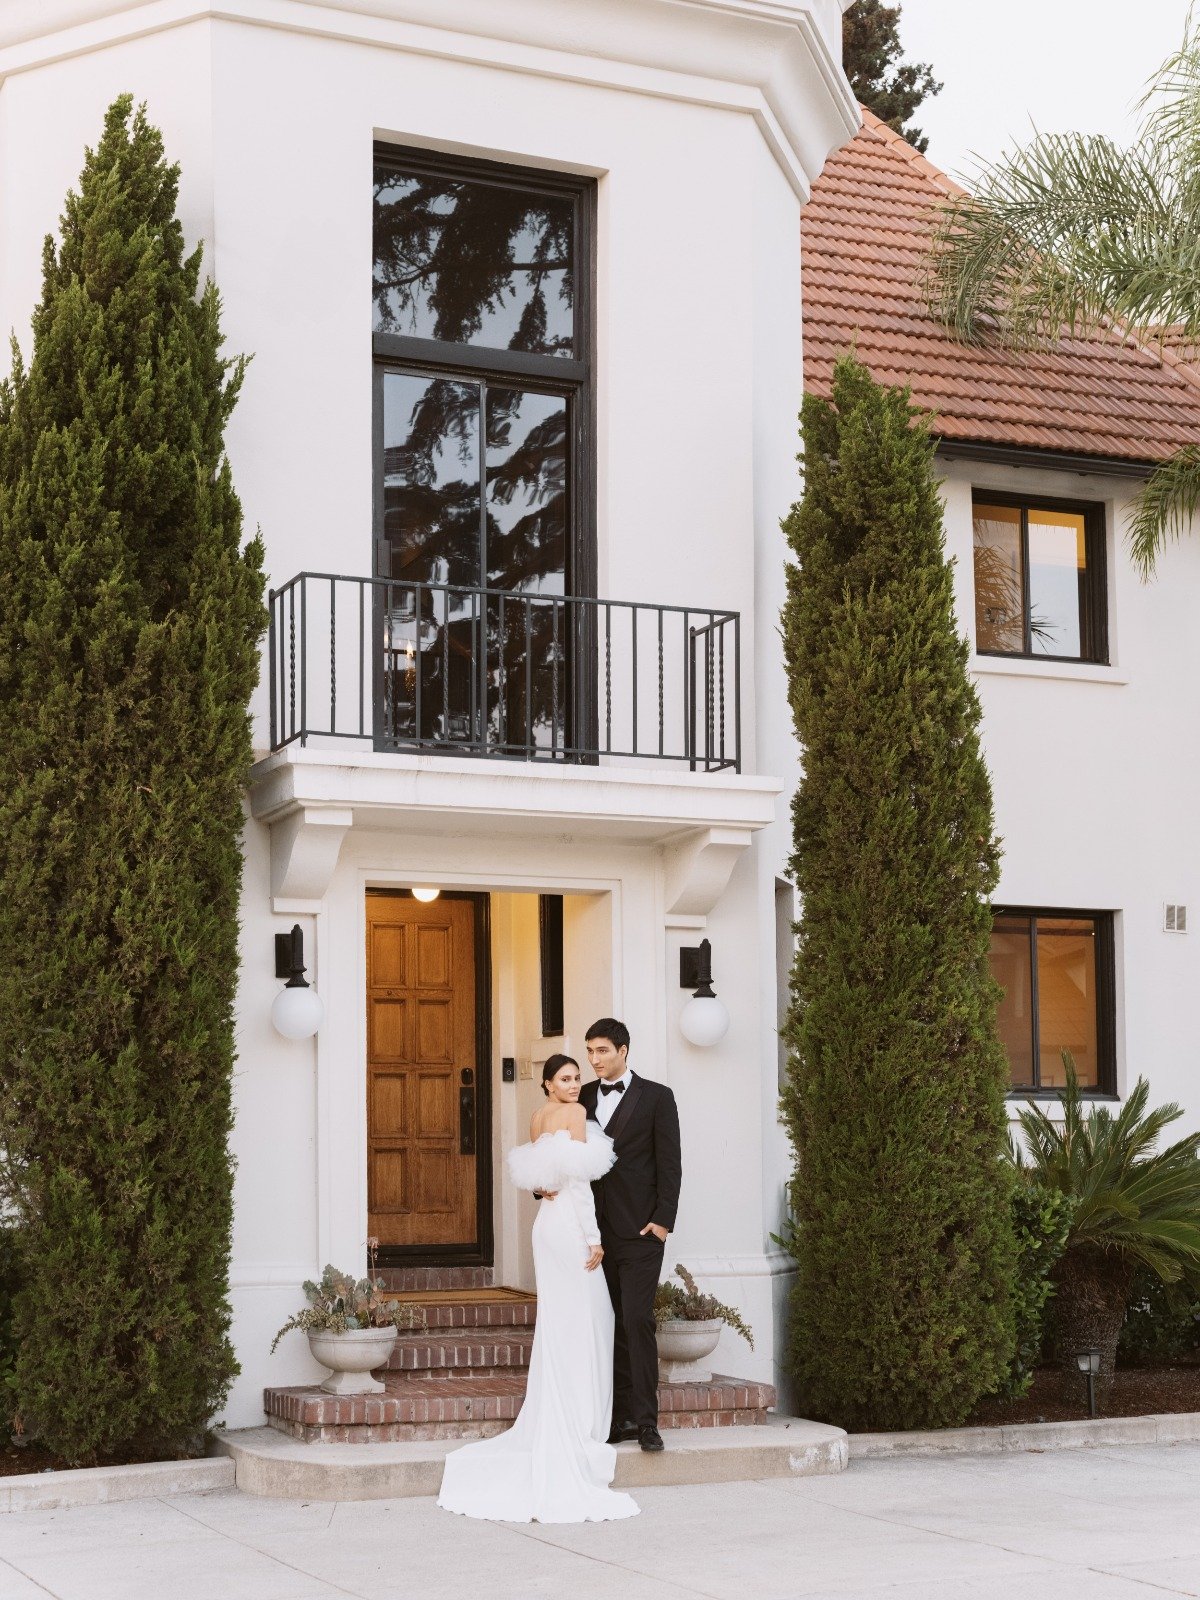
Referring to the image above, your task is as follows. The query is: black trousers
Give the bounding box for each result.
[601,1230,665,1429]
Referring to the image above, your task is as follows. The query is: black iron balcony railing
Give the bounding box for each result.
[268,573,741,772]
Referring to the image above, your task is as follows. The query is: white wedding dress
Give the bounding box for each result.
[437,1124,640,1524]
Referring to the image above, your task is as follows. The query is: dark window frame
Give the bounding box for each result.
[539,894,565,1037]
[972,490,1109,665]
[991,905,1117,1098]
[372,143,596,604]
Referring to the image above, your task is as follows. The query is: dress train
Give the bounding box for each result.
[437,1125,640,1524]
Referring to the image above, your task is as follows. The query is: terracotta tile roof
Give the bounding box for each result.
[802,109,1200,464]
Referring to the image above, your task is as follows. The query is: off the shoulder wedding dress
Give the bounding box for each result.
[437,1124,640,1524]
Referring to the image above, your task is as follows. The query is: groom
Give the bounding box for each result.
[580,1017,682,1453]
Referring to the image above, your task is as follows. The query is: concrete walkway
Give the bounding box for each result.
[2,1440,1199,1599]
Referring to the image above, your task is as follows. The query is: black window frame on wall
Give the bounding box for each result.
[371,144,597,755]
[971,490,1109,665]
[539,894,565,1038]
[990,905,1118,1098]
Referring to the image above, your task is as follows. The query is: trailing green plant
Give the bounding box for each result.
[1013,1058,1200,1393]
[0,97,265,1463]
[992,1176,1075,1400]
[654,1265,753,1348]
[780,353,1016,1433]
[1119,1266,1200,1366]
[271,1261,427,1353]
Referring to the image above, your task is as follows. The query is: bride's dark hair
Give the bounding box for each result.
[541,1053,579,1096]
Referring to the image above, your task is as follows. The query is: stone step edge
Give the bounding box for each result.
[1,1456,234,1516]
[848,1409,1200,1460]
[213,1418,848,1500]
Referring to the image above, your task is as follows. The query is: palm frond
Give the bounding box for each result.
[1137,7,1200,215]
[1128,445,1200,577]
[926,133,1182,346]
[1011,1060,1200,1282]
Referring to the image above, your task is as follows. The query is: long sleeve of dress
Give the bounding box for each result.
[564,1177,602,1247]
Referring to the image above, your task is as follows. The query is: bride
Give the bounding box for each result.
[437,1053,640,1524]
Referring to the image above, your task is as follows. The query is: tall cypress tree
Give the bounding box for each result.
[844,0,941,153]
[0,97,264,1462]
[780,356,1014,1432]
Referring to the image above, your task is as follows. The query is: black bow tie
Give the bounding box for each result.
[601,1080,625,1097]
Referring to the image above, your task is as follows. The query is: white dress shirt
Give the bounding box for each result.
[593,1068,633,1131]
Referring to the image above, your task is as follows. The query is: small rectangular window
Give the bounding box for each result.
[539,894,564,1037]
[973,493,1107,663]
[988,908,1115,1094]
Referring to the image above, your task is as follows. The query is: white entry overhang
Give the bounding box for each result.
[249,746,781,917]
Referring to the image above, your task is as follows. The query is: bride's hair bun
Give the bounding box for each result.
[541,1053,578,1096]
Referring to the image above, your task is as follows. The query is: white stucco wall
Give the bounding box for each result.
[0,0,853,1426]
[27,2,1194,1441]
[941,457,1200,1137]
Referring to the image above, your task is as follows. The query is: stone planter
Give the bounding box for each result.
[307,1326,398,1395]
[656,1317,723,1383]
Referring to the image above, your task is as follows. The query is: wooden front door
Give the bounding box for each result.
[366,892,483,1250]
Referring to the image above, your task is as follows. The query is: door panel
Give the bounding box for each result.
[366,893,480,1249]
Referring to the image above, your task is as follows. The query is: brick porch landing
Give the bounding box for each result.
[265,1371,777,1443]
[264,1283,776,1443]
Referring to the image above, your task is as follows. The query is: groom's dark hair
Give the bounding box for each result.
[586,1017,630,1054]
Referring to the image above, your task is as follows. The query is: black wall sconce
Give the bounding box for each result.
[271,923,324,1040]
[678,937,730,1047]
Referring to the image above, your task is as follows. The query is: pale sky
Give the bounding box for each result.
[895,0,1191,182]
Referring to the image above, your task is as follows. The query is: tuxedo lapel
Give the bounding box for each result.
[580,1081,600,1123]
[600,1072,644,1146]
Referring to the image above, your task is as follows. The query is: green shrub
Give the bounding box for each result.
[780,354,1016,1431]
[1013,1062,1200,1394]
[0,1225,20,1436]
[992,1178,1074,1399]
[0,98,264,1463]
[1119,1267,1200,1366]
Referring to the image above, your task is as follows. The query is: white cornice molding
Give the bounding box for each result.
[0,0,858,198]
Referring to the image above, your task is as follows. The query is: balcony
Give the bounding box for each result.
[267,573,741,774]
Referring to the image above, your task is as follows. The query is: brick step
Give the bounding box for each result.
[400,1292,537,1331]
[385,1328,535,1374]
[375,1265,494,1293]
[264,1372,776,1444]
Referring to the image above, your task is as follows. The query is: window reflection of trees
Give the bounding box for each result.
[373,156,585,755]
[373,170,574,357]
[382,375,570,752]
[973,542,1055,654]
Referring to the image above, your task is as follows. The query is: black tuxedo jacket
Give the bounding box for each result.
[580,1072,682,1239]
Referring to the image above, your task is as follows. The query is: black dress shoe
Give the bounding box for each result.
[638,1425,665,1452]
[607,1421,639,1444]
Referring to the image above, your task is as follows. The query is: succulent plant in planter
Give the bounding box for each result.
[271,1246,427,1395]
[654,1264,753,1382]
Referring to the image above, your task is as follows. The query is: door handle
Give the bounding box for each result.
[459,1067,475,1155]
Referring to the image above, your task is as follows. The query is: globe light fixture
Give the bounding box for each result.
[678,938,730,1047]
[271,923,324,1040]
[411,886,440,903]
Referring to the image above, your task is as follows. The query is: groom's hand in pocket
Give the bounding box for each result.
[640,1223,668,1242]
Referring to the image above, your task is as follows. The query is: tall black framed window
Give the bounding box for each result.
[988,908,1116,1095]
[539,894,565,1037]
[372,146,595,756]
[972,492,1108,664]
